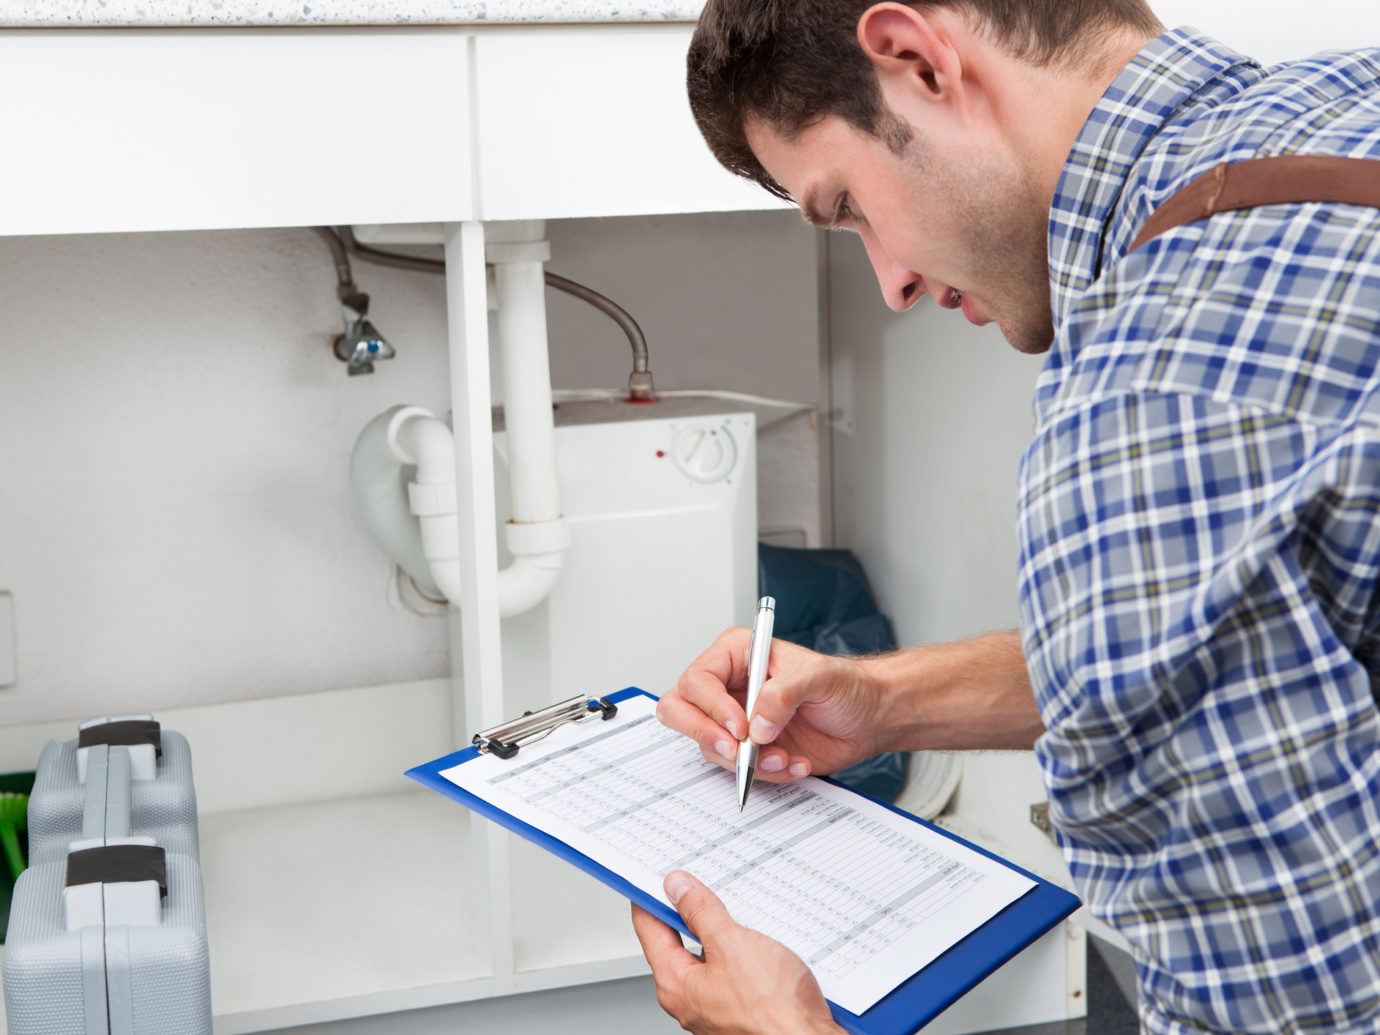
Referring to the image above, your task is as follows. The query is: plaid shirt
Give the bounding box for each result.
[1017,28,1380,1034]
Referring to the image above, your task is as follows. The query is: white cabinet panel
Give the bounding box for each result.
[0,29,475,236]
[472,27,786,219]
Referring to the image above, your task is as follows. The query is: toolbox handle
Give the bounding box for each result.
[80,745,133,843]
[63,836,166,932]
[77,715,160,783]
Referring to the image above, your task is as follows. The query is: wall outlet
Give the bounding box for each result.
[0,592,14,687]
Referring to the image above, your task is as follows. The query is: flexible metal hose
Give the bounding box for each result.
[313,226,355,293]
[331,227,652,395]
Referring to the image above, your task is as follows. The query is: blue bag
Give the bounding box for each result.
[758,545,910,801]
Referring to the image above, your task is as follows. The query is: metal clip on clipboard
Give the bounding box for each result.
[472,694,618,760]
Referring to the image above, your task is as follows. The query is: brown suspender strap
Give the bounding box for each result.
[1127,155,1380,254]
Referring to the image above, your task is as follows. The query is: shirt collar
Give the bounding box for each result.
[1046,27,1257,324]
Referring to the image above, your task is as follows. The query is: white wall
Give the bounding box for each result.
[0,210,819,726]
[1149,1,1378,65]
[829,231,1040,644]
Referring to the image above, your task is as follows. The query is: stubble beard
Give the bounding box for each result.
[988,199,1057,356]
[909,141,1056,354]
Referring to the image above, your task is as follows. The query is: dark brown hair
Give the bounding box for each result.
[687,0,1163,199]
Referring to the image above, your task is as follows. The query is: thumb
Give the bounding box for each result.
[665,871,734,947]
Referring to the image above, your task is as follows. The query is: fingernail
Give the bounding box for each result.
[750,716,778,743]
[789,761,808,778]
[725,718,742,740]
[665,871,693,904]
[761,754,785,773]
[714,739,734,760]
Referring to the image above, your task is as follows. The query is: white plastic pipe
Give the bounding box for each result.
[484,224,570,613]
[350,223,570,618]
[498,551,566,616]
[391,411,465,604]
[496,258,560,524]
[350,406,440,596]
[387,407,567,617]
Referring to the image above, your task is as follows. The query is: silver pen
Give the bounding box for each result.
[736,596,776,813]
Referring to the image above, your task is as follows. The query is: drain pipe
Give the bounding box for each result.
[491,227,562,521]
[350,222,570,617]
[350,406,441,597]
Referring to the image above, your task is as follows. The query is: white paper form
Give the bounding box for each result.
[441,695,1035,1015]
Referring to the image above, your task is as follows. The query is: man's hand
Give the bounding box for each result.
[632,870,840,1035]
[657,628,883,781]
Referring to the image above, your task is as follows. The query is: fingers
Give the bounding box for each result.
[665,871,735,948]
[658,629,753,762]
[631,904,699,1023]
[656,695,811,779]
[754,750,812,783]
[660,630,824,785]
[657,692,738,768]
[631,903,699,982]
[679,627,752,695]
[678,667,748,741]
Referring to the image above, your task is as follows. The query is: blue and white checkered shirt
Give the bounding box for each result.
[1017,28,1380,1033]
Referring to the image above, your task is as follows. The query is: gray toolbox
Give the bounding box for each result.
[4,716,212,1034]
[26,715,200,865]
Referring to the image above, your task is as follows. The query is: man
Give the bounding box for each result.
[630,2,1380,1033]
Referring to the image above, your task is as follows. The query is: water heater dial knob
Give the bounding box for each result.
[672,424,738,483]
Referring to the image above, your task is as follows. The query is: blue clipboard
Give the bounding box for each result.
[406,686,1081,1035]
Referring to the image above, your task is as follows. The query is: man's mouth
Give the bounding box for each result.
[939,287,986,326]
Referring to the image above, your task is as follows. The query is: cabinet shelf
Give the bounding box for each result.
[201,787,653,1033]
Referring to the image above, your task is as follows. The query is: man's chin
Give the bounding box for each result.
[998,319,1055,356]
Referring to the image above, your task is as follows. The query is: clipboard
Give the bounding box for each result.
[406,686,1081,1035]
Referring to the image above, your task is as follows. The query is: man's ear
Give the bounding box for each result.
[856,2,961,101]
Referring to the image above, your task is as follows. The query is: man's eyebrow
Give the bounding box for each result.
[799,188,836,229]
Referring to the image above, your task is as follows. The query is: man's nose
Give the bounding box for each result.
[861,233,924,312]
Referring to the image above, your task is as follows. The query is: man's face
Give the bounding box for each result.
[745,110,1056,354]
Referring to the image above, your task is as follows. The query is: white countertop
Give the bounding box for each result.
[2,0,705,27]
